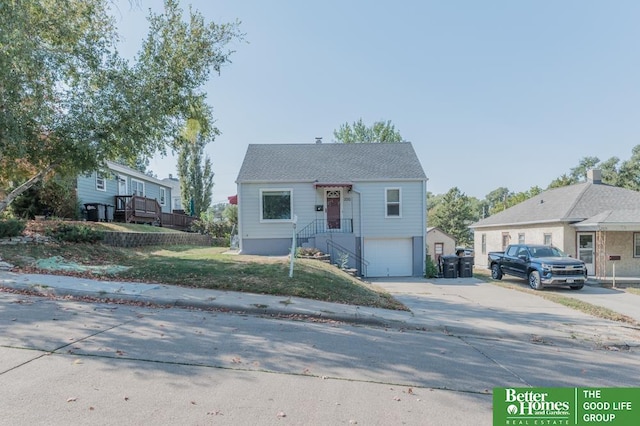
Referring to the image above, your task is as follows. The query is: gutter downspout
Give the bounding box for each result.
[236,183,243,254]
[351,187,363,276]
[423,178,428,277]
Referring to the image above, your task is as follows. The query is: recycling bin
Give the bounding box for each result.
[104,204,115,222]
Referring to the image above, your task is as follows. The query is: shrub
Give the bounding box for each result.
[45,223,104,243]
[0,219,26,238]
[296,247,322,257]
[425,253,439,278]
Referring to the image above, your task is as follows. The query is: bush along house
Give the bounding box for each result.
[235,141,427,278]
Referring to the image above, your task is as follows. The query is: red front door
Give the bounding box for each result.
[326,190,341,230]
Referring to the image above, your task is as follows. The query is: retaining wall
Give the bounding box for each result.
[102,232,214,248]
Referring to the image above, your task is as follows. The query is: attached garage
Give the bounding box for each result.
[364,238,413,277]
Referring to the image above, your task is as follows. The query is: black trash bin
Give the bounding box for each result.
[84,203,105,222]
[441,255,459,278]
[458,255,474,278]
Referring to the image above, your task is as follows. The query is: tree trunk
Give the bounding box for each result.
[0,166,55,215]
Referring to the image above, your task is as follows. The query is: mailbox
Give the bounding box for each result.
[608,255,621,261]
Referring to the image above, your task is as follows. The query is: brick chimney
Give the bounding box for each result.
[587,169,602,184]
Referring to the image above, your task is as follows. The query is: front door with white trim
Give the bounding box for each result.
[326,190,341,230]
[577,232,595,275]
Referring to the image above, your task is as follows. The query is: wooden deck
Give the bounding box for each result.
[113,195,196,230]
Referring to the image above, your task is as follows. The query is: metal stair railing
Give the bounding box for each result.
[326,239,368,277]
[296,219,354,247]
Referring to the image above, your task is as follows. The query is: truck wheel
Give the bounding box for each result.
[491,264,503,280]
[570,284,584,290]
[528,271,543,290]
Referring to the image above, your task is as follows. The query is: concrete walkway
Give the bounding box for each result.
[1,270,639,347]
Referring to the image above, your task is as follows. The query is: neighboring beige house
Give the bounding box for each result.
[427,227,456,263]
[470,170,640,279]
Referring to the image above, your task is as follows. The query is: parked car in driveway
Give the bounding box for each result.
[488,244,587,290]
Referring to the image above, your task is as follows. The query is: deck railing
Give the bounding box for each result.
[114,195,160,222]
[161,211,197,229]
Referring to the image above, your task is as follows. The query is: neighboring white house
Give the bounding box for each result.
[161,174,182,212]
[470,169,640,279]
[235,142,428,278]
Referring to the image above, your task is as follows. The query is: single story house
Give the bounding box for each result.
[470,169,640,279]
[235,142,427,278]
[427,226,456,263]
[76,161,192,228]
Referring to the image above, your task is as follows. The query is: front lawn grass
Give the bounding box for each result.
[1,243,406,311]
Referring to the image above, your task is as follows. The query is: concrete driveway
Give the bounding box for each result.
[370,276,640,347]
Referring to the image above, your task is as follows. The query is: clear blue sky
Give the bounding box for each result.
[112,0,640,203]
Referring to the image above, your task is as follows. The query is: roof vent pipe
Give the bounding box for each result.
[587,169,602,184]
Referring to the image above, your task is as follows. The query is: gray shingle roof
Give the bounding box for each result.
[471,182,640,228]
[236,143,427,183]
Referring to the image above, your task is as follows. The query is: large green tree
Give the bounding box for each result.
[333,118,404,143]
[0,0,242,214]
[177,130,214,217]
[428,187,475,246]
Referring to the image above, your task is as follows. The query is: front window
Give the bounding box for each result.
[131,179,144,196]
[634,233,640,257]
[159,187,166,206]
[518,233,525,244]
[96,173,106,191]
[481,234,486,254]
[261,189,292,221]
[544,233,552,245]
[501,233,510,250]
[385,188,401,217]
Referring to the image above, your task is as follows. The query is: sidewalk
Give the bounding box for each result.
[1,270,639,347]
[0,270,413,327]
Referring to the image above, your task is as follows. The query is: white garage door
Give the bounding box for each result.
[364,238,413,277]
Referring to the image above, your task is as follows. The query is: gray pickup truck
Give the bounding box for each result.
[488,244,587,290]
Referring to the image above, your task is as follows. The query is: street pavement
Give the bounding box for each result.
[1,269,639,349]
[2,270,640,425]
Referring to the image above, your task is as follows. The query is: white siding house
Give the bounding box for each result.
[235,143,427,278]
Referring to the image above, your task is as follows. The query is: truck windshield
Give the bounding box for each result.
[530,247,564,258]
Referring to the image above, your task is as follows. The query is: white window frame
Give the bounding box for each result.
[385,187,402,218]
[159,187,166,206]
[544,233,552,245]
[131,178,145,197]
[260,188,293,222]
[96,173,106,191]
[634,233,640,258]
[518,233,525,244]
